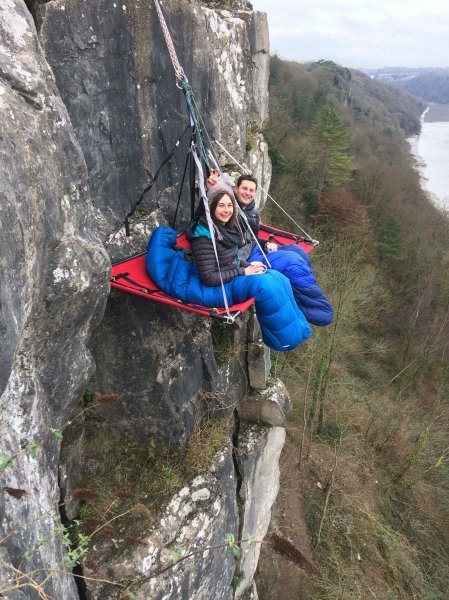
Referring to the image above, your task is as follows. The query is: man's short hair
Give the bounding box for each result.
[236,174,258,189]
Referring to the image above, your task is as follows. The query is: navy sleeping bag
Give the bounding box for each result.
[249,245,334,326]
[146,227,312,352]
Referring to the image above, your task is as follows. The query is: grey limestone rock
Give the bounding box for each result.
[83,445,238,600]
[247,341,271,390]
[247,133,272,210]
[0,0,110,596]
[88,296,214,449]
[240,581,259,600]
[77,424,286,599]
[235,423,285,598]
[238,379,292,426]
[241,11,270,126]
[85,296,250,449]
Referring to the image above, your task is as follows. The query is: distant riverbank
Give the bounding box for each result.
[423,104,449,122]
[408,105,449,210]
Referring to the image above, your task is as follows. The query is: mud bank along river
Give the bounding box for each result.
[408,104,449,210]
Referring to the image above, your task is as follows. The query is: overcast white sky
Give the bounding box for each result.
[253,0,449,69]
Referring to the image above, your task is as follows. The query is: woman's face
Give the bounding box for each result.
[214,194,234,225]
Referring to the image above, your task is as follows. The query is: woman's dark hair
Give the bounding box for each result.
[236,174,258,189]
[209,191,237,228]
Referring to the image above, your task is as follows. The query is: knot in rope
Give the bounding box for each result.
[153,0,210,170]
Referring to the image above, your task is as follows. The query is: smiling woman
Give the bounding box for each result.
[189,182,266,286]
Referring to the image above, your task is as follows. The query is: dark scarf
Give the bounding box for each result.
[197,213,245,249]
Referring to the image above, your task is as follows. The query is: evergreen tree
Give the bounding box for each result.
[307,104,353,201]
[377,215,407,262]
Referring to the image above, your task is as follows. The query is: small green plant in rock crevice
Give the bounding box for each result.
[21,517,91,570]
[210,321,240,366]
[231,570,245,591]
[245,124,263,152]
[0,427,64,474]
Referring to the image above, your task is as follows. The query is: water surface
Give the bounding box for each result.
[408,105,449,210]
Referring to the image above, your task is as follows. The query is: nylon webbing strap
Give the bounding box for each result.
[206,148,219,170]
[191,149,233,320]
[213,138,319,245]
[183,87,210,169]
[172,148,191,229]
[104,125,190,245]
[238,207,272,269]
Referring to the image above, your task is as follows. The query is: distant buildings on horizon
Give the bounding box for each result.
[361,66,449,83]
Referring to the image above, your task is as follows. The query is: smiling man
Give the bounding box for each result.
[234,174,278,252]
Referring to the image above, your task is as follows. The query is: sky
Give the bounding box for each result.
[253,0,449,69]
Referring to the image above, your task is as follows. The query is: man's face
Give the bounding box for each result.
[234,179,257,207]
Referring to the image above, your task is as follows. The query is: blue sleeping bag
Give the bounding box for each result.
[146,227,312,352]
[249,245,334,327]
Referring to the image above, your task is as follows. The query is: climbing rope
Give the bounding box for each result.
[171,146,191,229]
[153,0,185,84]
[153,0,210,170]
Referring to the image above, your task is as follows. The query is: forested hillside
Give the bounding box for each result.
[396,71,449,104]
[364,67,449,104]
[257,57,449,600]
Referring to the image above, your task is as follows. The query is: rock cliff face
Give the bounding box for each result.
[0,1,110,598]
[0,1,286,598]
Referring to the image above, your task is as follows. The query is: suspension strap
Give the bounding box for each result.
[171,146,191,229]
[189,135,197,220]
[104,125,190,245]
[238,207,272,268]
[182,84,210,169]
[191,148,233,322]
[213,138,319,245]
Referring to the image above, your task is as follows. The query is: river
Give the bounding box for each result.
[407,104,449,210]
